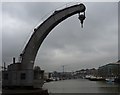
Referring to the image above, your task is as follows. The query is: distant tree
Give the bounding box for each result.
[34,66,41,71]
[34,66,41,79]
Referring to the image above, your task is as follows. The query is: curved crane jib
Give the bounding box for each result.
[21,3,86,70]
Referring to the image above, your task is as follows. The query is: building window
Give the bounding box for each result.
[3,73,8,80]
[20,73,26,80]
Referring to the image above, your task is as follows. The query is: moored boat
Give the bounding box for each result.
[105,77,115,82]
[89,76,105,81]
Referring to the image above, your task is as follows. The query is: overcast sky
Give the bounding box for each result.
[2,2,118,72]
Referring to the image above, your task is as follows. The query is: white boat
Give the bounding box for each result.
[85,75,91,79]
[105,77,115,82]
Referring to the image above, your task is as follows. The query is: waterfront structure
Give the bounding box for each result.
[2,3,86,88]
[75,69,86,78]
[2,58,44,88]
[50,71,73,80]
[98,61,120,79]
[44,72,51,80]
[75,68,98,78]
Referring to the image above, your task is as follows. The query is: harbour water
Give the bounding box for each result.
[1,79,120,95]
[43,79,120,94]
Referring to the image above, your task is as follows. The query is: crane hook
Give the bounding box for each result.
[78,12,86,28]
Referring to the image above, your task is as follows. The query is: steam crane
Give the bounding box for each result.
[2,3,86,89]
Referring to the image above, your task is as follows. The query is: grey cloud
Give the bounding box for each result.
[2,2,118,72]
